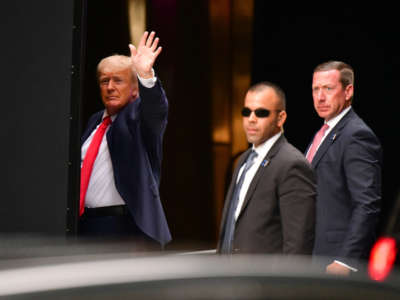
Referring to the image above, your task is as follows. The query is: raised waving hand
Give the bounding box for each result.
[129,31,162,79]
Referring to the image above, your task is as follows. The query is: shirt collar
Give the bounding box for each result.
[102,110,117,122]
[326,106,352,128]
[252,131,282,159]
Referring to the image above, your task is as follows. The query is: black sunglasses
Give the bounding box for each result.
[241,107,272,118]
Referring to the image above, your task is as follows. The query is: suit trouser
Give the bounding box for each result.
[78,205,160,251]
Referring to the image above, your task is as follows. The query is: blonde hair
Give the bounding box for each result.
[97,55,137,84]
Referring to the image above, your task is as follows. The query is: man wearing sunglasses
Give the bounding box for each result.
[218,82,316,255]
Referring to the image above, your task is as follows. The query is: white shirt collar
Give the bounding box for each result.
[252,131,282,159]
[326,106,352,128]
[102,110,117,122]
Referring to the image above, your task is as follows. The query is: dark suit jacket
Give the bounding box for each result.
[81,80,171,246]
[310,108,382,266]
[218,135,316,254]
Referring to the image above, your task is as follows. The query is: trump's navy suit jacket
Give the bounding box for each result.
[310,108,382,266]
[81,80,171,246]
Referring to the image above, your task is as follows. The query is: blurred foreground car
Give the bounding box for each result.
[368,192,400,281]
[1,242,400,299]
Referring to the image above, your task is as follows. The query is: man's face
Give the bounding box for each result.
[98,64,138,115]
[312,69,353,121]
[242,88,286,147]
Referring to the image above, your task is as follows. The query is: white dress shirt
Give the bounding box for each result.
[81,73,157,208]
[234,132,282,220]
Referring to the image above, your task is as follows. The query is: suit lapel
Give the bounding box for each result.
[236,135,286,221]
[311,108,355,168]
[310,131,337,167]
[81,112,103,145]
[106,99,142,153]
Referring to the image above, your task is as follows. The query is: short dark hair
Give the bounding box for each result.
[248,81,286,110]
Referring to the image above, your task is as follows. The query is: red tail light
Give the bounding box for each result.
[368,237,397,281]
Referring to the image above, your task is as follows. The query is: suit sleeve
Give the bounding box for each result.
[278,158,316,254]
[137,79,168,183]
[341,128,382,260]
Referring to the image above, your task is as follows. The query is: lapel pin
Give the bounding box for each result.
[261,159,270,167]
[331,133,337,141]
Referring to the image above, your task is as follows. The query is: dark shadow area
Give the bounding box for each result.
[0,0,77,234]
[82,1,131,127]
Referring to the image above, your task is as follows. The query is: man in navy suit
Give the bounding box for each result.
[307,61,382,275]
[79,31,171,249]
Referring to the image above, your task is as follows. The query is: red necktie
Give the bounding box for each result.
[306,123,329,163]
[80,116,112,216]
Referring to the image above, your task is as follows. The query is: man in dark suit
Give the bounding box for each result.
[307,61,382,275]
[79,31,171,249]
[218,82,316,254]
